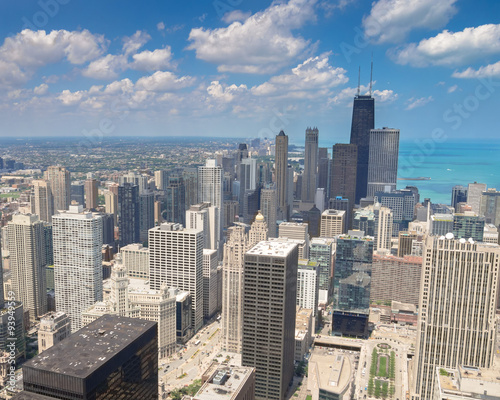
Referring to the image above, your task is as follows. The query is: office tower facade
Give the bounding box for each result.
[354,203,393,251]
[118,183,140,247]
[223,200,239,228]
[260,188,277,237]
[104,189,118,224]
[317,147,330,196]
[38,311,71,353]
[119,171,149,193]
[203,249,218,319]
[242,240,298,400]
[70,182,85,206]
[329,196,351,229]
[149,223,204,332]
[302,127,319,202]
[371,253,422,306]
[44,166,71,212]
[333,232,374,337]
[139,189,155,243]
[375,189,417,235]
[53,205,103,332]
[242,186,261,224]
[413,237,499,400]
[186,202,220,251]
[430,213,454,236]
[22,315,158,400]
[7,214,47,323]
[183,167,198,209]
[154,169,168,190]
[350,94,375,203]
[32,180,54,223]
[164,175,186,225]
[222,225,249,353]
[467,182,487,214]
[330,144,357,218]
[198,159,223,237]
[452,212,485,241]
[278,221,309,258]
[320,209,346,237]
[398,231,424,257]
[480,188,500,226]
[275,130,289,220]
[84,177,99,210]
[120,243,150,279]
[297,260,319,314]
[451,185,468,211]
[367,128,400,197]
[239,158,257,202]
[309,237,334,305]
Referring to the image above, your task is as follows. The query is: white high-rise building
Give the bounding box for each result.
[367,128,400,197]
[279,221,310,259]
[120,243,150,279]
[198,159,223,233]
[149,222,204,332]
[185,203,220,251]
[320,209,346,237]
[221,224,249,353]
[7,214,47,323]
[104,190,117,225]
[53,205,103,332]
[203,249,218,319]
[413,236,500,400]
[249,211,268,246]
[297,260,319,315]
[467,182,487,215]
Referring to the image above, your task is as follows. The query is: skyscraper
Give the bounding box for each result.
[451,185,468,210]
[164,175,186,225]
[118,183,140,247]
[222,224,249,353]
[32,179,54,223]
[149,222,204,332]
[330,144,357,220]
[104,189,117,224]
[309,237,334,305]
[139,189,155,243]
[249,211,268,245]
[70,182,85,206]
[242,240,298,400]
[260,188,278,237]
[203,249,218,319]
[413,236,499,400]
[317,147,330,197]
[185,202,220,251]
[320,209,346,237]
[480,188,500,226]
[198,159,223,237]
[367,128,400,197]
[275,130,289,220]
[467,182,487,214]
[333,232,374,337]
[84,176,99,210]
[7,214,47,323]
[53,205,103,332]
[302,127,319,202]
[44,166,71,212]
[350,94,375,203]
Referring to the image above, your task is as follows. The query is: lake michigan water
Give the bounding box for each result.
[315,139,500,205]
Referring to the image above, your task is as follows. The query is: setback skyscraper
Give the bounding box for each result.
[302,127,319,202]
[350,94,375,203]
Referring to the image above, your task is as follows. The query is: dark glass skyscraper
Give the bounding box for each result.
[118,183,140,247]
[165,175,186,225]
[451,185,468,210]
[350,95,375,203]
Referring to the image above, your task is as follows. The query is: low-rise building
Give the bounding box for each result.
[434,366,500,400]
[295,308,313,362]
[38,311,71,353]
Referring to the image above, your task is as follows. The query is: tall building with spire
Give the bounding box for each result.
[302,127,319,202]
[275,131,289,221]
[350,94,374,203]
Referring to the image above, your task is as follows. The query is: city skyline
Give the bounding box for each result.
[0,0,499,141]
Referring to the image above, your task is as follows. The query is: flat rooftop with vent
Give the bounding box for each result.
[188,363,256,400]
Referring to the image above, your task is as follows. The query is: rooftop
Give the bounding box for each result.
[192,365,255,400]
[309,349,353,395]
[24,315,157,378]
[247,240,298,256]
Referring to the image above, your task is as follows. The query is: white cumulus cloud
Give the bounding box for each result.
[452,61,500,78]
[363,0,457,43]
[130,48,173,71]
[135,71,195,92]
[406,96,433,110]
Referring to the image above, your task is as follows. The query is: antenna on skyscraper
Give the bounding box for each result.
[357,66,360,97]
[369,53,373,96]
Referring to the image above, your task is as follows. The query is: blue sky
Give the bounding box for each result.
[0,0,499,145]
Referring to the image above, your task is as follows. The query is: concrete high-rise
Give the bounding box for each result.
[242,240,298,400]
[32,180,54,223]
[302,127,319,202]
[149,222,204,332]
[249,211,268,245]
[38,311,71,353]
[186,202,220,251]
[350,95,375,203]
[320,209,346,237]
[467,182,487,214]
[203,249,218,320]
[84,176,99,210]
[104,189,117,224]
[118,183,140,247]
[275,130,289,220]
[53,205,103,332]
[330,144,357,220]
[260,188,277,237]
[198,159,223,238]
[221,224,249,353]
[164,175,186,225]
[44,166,71,212]
[480,188,500,226]
[354,203,393,251]
[317,147,330,197]
[367,128,399,197]
[413,236,500,400]
[139,189,155,243]
[7,214,47,323]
